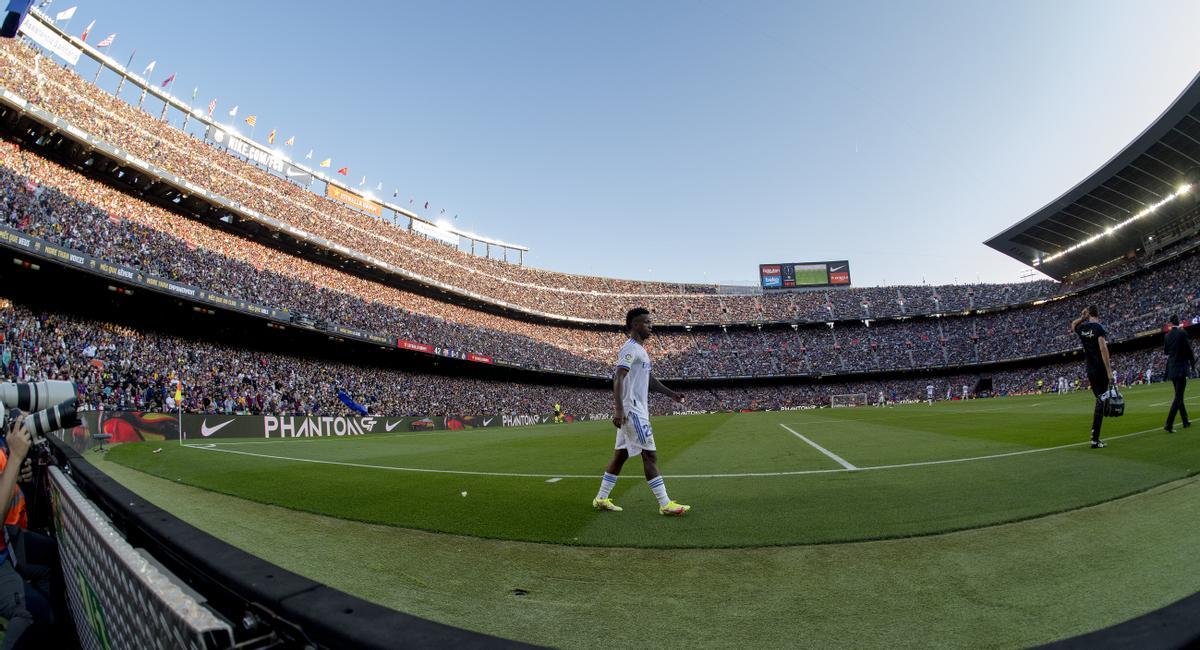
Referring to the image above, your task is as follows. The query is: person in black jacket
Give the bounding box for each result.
[1071,305,1113,448]
[1163,314,1195,432]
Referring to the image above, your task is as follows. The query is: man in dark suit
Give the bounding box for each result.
[1164,314,1195,432]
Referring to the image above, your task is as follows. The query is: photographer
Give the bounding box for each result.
[0,416,43,650]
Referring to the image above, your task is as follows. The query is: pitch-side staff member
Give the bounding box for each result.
[1164,315,1195,432]
[1071,305,1112,448]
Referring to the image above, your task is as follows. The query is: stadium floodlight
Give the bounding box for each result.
[1180,183,1192,194]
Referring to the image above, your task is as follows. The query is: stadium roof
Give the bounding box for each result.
[985,70,1200,281]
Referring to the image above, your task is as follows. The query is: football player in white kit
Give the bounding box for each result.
[926,384,934,405]
[593,308,690,516]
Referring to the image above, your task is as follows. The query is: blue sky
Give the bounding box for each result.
[44,1,1200,287]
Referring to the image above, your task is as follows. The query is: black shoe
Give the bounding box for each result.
[1165,425,1175,433]
[1185,421,1192,429]
[1091,440,1107,449]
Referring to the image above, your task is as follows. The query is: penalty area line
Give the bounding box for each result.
[779,424,857,470]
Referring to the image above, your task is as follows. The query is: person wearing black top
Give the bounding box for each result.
[1070,305,1113,448]
[1163,314,1195,432]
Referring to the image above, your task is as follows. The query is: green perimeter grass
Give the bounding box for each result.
[92,456,1200,649]
[107,385,1200,548]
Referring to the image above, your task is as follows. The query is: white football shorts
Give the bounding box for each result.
[616,410,656,456]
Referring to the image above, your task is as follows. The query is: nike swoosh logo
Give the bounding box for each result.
[830,265,846,272]
[200,419,235,437]
[482,417,494,426]
[285,168,308,177]
[385,420,402,432]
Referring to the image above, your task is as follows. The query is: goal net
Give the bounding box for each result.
[831,393,868,408]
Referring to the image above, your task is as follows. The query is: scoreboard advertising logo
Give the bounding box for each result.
[759,261,851,289]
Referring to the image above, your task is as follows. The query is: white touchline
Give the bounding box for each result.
[779,424,858,470]
[180,426,1162,480]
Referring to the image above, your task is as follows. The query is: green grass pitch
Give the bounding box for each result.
[99,385,1200,646]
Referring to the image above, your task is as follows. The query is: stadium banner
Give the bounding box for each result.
[49,467,235,650]
[284,163,314,185]
[326,183,382,217]
[467,353,494,364]
[19,14,82,66]
[205,125,286,173]
[60,411,604,445]
[398,339,434,353]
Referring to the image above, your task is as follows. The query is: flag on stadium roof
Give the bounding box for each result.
[359,176,366,186]
[424,201,429,209]
[190,87,198,101]
[141,60,155,76]
[267,129,276,144]
[376,182,382,191]
[305,149,313,159]
[161,72,175,88]
[319,158,330,168]
[337,167,348,175]
[97,33,115,48]
[245,114,257,126]
[393,189,398,198]
[228,104,238,117]
[80,19,94,41]
[285,135,294,147]
[55,6,76,21]
[206,98,216,116]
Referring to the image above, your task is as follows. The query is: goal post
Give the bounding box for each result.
[831,393,868,408]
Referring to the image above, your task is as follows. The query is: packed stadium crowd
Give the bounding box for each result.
[0,39,1075,325]
[0,300,1172,418]
[2,139,1199,383]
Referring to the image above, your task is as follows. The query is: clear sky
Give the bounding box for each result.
[44,1,1200,287]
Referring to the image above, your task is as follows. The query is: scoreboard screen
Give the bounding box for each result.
[759,261,851,289]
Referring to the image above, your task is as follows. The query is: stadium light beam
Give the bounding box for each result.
[1038,185,1191,265]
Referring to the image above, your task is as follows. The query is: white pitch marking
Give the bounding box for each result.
[1149,396,1200,407]
[546,477,562,483]
[181,426,1162,480]
[779,424,858,470]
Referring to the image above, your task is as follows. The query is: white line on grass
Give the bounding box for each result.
[1149,396,1200,407]
[779,424,857,470]
[546,478,562,483]
[181,426,1162,479]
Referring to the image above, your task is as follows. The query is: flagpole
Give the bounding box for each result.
[91,59,102,84]
[115,50,135,95]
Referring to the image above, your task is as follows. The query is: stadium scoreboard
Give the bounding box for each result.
[759,261,851,289]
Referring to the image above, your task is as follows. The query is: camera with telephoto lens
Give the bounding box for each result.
[0,380,82,443]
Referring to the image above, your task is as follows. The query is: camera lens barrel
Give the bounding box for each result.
[0,380,77,412]
[26,397,80,439]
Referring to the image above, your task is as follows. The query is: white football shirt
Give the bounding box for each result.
[616,338,651,414]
